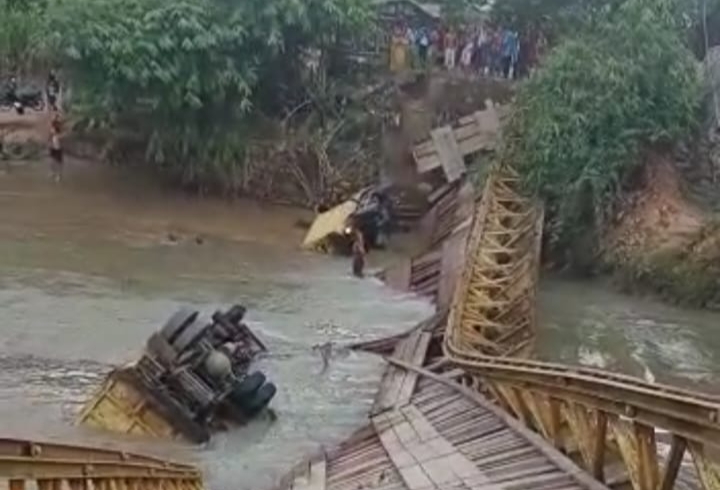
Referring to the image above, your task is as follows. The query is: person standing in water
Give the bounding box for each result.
[351,228,366,278]
[49,113,63,182]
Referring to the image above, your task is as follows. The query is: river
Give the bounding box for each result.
[1,160,719,490]
[538,277,720,391]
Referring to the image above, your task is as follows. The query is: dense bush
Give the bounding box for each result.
[505,0,702,254]
[41,0,371,188]
[0,0,49,73]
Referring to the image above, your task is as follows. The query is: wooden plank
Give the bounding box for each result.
[427,182,457,207]
[385,358,612,490]
[659,435,686,490]
[373,331,423,413]
[453,120,482,142]
[383,259,412,291]
[590,411,607,481]
[455,182,476,223]
[292,456,326,490]
[430,126,466,183]
[457,133,498,155]
[437,227,470,310]
[396,333,433,407]
[373,340,409,414]
[412,107,501,178]
[415,154,441,174]
[473,107,500,136]
[372,403,503,490]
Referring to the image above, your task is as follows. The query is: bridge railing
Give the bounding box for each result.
[447,354,720,490]
[443,162,720,490]
[0,438,203,490]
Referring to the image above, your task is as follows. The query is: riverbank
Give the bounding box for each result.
[600,146,720,310]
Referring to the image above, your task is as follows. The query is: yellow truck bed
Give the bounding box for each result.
[302,199,357,252]
[77,366,181,439]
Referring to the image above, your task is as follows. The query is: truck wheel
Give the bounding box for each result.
[242,383,276,416]
[232,372,265,399]
[226,305,247,324]
[161,307,199,344]
[172,320,210,354]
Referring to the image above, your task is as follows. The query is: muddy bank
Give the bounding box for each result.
[601,149,720,310]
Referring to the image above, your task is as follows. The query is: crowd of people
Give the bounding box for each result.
[389,23,547,80]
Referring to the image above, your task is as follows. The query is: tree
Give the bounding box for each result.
[0,0,48,73]
[505,0,702,256]
[48,0,372,188]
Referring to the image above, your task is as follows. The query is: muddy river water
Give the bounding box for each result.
[1,161,719,490]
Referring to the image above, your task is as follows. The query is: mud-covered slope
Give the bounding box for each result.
[603,149,720,309]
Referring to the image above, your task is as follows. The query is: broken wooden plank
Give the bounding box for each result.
[431,126,466,183]
[383,258,413,291]
[291,455,327,490]
[396,332,432,407]
[373,330,423,413]
[473,107,500,137]
[413,107,502,179]
[437,226,471,310]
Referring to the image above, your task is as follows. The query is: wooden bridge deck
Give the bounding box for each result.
[280,316,606,490]
[381,181,475,308]
[283,386,608,490]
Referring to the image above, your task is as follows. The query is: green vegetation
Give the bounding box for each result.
[0,0,49,73]
[57,0,372,192]
[503,0,702,257]
[2,0,375,199]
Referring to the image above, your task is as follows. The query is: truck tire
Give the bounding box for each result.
[242,382,276,416]
[161,307,199,344]
[231,372,265,399]
[226,305,246,324]
[172,320,209,354]
[146,333,180,366]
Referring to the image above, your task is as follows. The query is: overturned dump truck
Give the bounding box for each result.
[78,305,276,443]
[302,186,394,254]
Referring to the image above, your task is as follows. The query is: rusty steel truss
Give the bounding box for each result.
[443,163,720,490]
[0,437,203,490]
[445,163,543,358]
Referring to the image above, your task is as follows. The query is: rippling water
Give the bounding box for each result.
[538,277,720,391]
[0,239,432,490]
[0,162,432,490]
